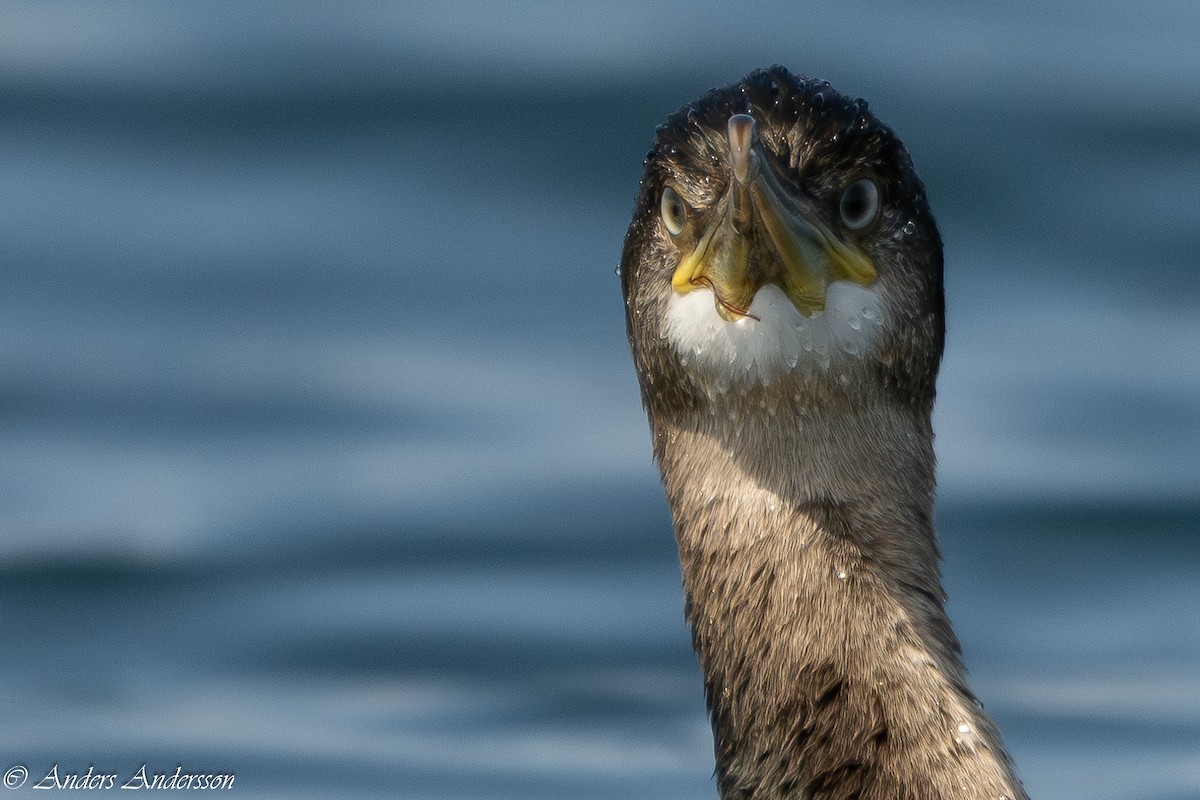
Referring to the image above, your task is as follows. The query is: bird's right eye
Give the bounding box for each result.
[660,186,687,236]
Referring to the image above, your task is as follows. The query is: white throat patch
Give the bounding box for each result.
[663,281,887,386]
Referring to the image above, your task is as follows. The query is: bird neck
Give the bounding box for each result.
[653,399,1027,800]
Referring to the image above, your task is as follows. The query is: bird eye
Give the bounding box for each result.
[839,178,880,231]
[660,186,687,236]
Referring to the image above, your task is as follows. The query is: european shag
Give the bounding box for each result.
[620,67,1028,800]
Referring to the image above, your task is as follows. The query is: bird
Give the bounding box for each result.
[619,66,1029,800]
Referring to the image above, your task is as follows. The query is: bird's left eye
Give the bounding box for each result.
[660,186,687,236]
[839,178,880,231]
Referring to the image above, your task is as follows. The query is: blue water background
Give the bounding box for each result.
[0,3,1197,798]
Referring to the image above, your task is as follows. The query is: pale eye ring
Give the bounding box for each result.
[660,186,687,236]
[839,177,880,231]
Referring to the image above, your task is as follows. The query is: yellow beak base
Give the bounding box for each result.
[670,115,876,320]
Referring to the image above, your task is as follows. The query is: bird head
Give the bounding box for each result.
[621,67,944,417]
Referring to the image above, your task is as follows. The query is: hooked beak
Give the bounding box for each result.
[671,114,877,321]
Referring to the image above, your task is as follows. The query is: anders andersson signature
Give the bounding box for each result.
[3,763,235,790]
